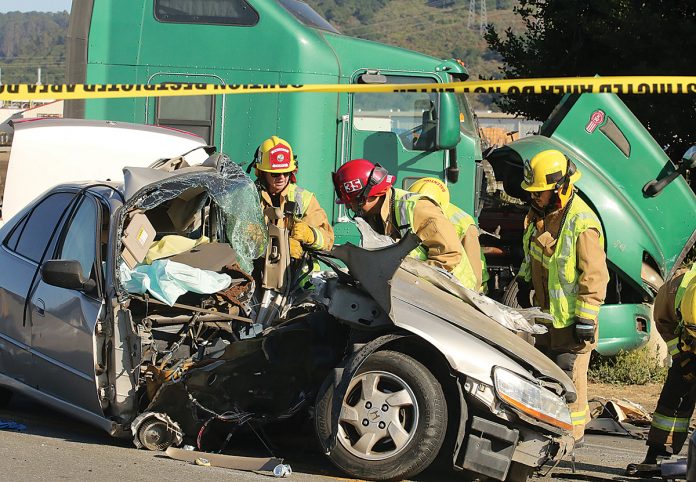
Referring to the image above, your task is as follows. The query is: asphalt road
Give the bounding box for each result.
[0,394,679,482]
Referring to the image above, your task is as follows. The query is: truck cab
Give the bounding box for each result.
[66,0,480,248]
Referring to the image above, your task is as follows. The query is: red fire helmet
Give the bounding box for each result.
[332,159,395,205]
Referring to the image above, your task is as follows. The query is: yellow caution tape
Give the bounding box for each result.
[0,76,695,101]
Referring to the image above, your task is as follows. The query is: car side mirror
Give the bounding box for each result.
[41,260,96,292]
[436,92,461,150]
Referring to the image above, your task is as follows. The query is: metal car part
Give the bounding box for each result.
[460,416,519,480]
[131,411,183,451]
[326,283,390,329]
[511,427,566,468]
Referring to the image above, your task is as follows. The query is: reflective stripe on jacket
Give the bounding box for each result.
[443,203,480,290]
[521,196,605,329]
[286,184,328,250]
[259,183,334,250]
[391,188,467,282]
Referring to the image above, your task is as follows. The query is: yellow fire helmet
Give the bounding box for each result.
[521,149,582,208]
[682,277,696,326]
[254,135,297,176]
[409,177,450,208]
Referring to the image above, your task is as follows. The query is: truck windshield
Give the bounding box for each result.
[353,75,438,151]
[277,0,340,33]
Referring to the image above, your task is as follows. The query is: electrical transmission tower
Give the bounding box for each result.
[467,0,476,29]
[467,0,488,37]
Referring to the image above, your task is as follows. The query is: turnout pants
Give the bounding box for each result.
[536,324,596,441]
[647,353,696,454]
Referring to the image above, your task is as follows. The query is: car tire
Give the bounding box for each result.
[0,387,12,408]
[315,350,447,481]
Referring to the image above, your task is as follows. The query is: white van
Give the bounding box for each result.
[0,118,209,224]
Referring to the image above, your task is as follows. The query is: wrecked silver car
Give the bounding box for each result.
[0,152,575,481]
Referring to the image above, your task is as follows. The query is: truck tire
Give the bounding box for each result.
[503,278,534,308]
[315,350,447,481]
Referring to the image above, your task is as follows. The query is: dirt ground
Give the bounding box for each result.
[591,381,696,429]
[590,382,663,415]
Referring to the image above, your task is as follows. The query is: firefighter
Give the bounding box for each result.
[332,159,463,273]
[517,149,609,444]
[409,177,485,291]
[253,136,333,258]
[626,264,696,477]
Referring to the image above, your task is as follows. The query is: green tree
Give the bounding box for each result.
[485,0,696,160]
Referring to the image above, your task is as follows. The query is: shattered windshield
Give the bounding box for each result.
[123,156,267,274]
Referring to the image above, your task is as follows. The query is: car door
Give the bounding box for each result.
[29,194,105,415]
[0,191,76,386]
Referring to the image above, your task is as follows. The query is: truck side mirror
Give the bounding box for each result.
[41,260,96,292]
[436,93,460,150]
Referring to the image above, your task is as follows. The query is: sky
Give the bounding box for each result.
[0,0,71,12]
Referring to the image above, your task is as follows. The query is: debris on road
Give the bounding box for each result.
[587,397,651,439]
[0,420,26,431]
[165,446,283,473]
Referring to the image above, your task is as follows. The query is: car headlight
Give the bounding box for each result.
[493,367,572,432]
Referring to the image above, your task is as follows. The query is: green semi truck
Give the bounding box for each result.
[66,0,696,355]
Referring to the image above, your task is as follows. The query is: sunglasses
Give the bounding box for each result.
[270,172,290,178]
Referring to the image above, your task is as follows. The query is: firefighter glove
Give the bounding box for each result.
[291,221,316,247]
[574,317,596,344]
[516,278,533,308]
[289,238,304,259]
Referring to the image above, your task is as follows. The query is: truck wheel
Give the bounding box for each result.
[315,350,447,481]
[502,278,533,308]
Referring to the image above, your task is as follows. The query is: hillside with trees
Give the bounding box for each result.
[306,0,519,109]
[0,11,68,84]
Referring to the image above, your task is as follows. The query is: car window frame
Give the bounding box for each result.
[52,193,106,299]
[2,190,78,265]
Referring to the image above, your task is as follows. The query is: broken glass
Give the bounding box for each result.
[122,155,267,274]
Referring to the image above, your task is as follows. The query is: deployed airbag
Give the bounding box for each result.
[120,259,232,306]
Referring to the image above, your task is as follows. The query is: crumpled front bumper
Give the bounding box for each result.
[455,415,573,481]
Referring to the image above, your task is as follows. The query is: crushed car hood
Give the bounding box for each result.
[391,260,575,395]
[331,235,576,397]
